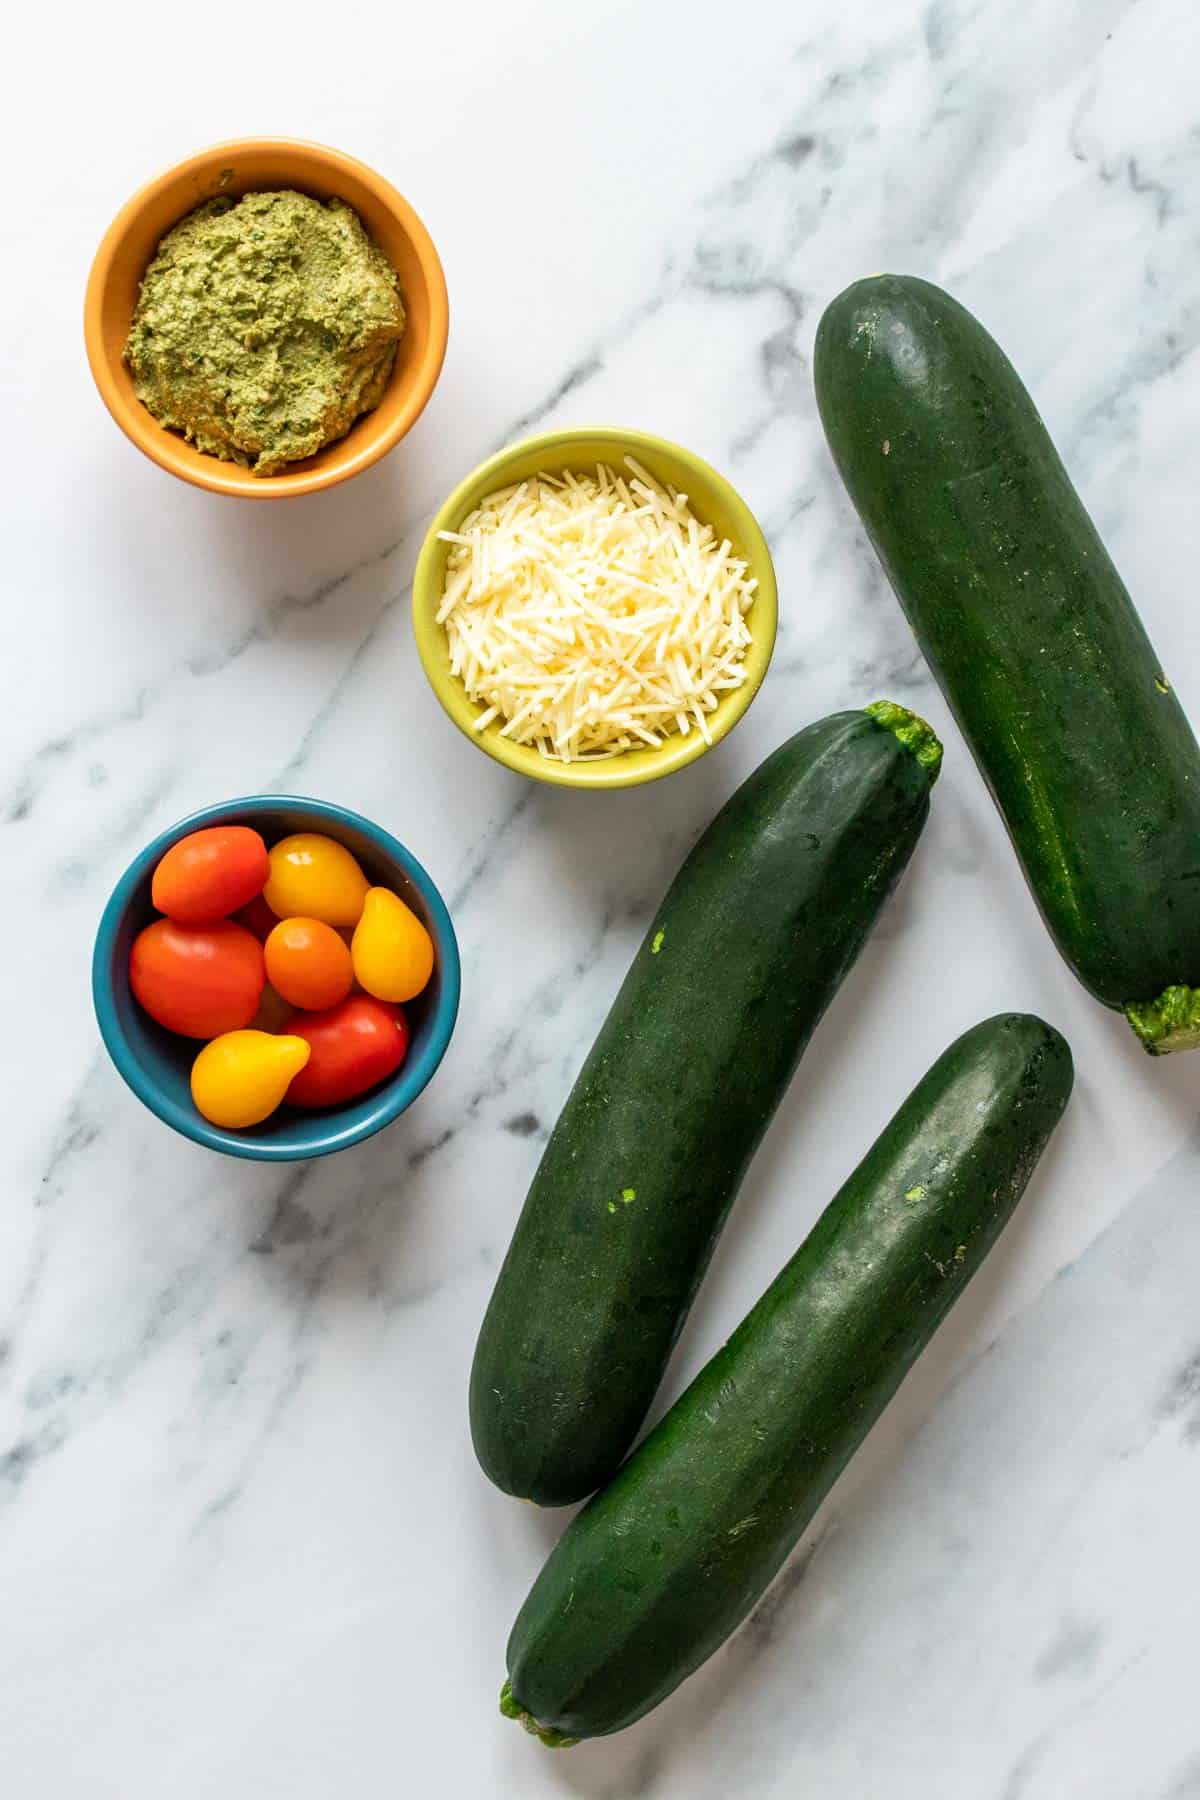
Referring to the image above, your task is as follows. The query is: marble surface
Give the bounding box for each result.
[4,0,1200,1792]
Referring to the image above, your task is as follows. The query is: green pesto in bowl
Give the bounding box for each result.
[124,189,405,475]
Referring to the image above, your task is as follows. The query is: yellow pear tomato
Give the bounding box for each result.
[351,886,435,1003]
[263,834,370,928]
[191,1030,311,1130]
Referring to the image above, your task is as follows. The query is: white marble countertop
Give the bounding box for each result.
[5,1,1200,1793]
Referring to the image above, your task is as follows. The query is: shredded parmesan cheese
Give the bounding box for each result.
[436,458,758,762]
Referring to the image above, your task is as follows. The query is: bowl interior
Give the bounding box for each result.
[87,140,448,498]
[94,799,459,1160]
[412,428,778,789]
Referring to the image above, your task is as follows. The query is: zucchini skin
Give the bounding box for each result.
[814,275,1200,1026]
[471,708,938,1506]
[504,1013,1073,1741]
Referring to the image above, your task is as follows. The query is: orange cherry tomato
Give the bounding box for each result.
[234,893,280,942]
[351,887,435,1003]
[129,918,265,1039]
[263,834,370,927]
[283,996,409,1108]
[152,827,270,926]
[264,917,354,1011]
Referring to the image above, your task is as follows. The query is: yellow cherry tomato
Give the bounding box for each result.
[351,886,435,1003]
[263,834,370,928]
[191,1030,311,1130]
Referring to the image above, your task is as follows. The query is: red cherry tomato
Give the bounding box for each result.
[283,996,409,1108]
[234,893,280,941]
[129,918,265,1039]
[265,917,354,1011]
[152,826,270,925]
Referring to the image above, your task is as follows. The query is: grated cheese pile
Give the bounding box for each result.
[436,458,758,762]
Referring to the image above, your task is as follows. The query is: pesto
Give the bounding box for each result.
[125,189,405,476]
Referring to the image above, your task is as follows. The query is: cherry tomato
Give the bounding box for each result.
[263,834,370,928]
[152,827,270,925]
[234,893,280,941]
[336,927,367,994]
[191,1030,311,1129]
[283,996,409,1108]
[351,887,435,1003]
[129,918,265,1039]
[264,917,354,1011]
[249,981,296,1034]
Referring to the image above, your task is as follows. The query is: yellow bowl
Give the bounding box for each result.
[84,137,449,500]
[411,428,778,789]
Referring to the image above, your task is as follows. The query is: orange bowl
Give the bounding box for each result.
[84,138,449,499]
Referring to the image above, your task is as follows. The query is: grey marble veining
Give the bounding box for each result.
[3,0,1200,1792]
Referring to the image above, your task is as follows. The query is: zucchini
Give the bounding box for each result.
[502,1013,1073,1743]
[471,704,941,1506]
[814,275,1200,1054]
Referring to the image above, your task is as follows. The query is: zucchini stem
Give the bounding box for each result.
[1125,985,1200,1055]
[866,699,943,783]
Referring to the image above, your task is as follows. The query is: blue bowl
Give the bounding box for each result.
[93,796,461,1161]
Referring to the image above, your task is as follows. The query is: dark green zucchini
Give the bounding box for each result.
[814,275,1200,1054]
[471,704,941,1507]
[502,1013,1073,1743]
